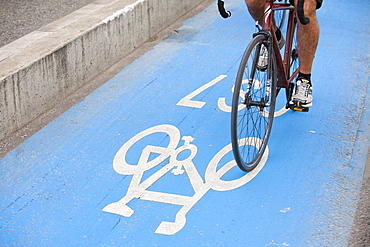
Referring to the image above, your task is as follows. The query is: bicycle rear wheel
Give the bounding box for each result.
[285,15,299,104]
[231,34,277,172]
[275,10,299,113]
[275,0,289,30]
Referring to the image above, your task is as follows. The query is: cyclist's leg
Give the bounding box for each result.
[290,0,320,110]
[245,0,284,45]
[245,0,266,23]
[295,0,320,75]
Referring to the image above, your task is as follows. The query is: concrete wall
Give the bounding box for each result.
[0,0,212,141]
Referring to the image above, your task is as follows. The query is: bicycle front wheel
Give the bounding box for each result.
[231,34,277,172]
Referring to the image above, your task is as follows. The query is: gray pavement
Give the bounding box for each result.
[0,0,95,47]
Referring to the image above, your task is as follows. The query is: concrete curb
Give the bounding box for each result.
[0,0,213,141]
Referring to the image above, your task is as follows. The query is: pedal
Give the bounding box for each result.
[291,106,309,112]
[287,101,310,112]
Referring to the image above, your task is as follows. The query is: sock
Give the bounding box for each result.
[298,72,312,85]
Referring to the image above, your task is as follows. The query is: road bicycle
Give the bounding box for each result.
[218,0,310,172]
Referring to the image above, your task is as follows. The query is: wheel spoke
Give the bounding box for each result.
[231,35,276,172]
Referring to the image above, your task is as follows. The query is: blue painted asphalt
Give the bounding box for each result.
[1,0,370,246]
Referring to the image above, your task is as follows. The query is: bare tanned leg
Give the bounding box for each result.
[245,0,266,23]
[295,0,319,74]
[245,0,320,75]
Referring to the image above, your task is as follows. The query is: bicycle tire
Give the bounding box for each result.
[288,17,299,96]
[282,15,299,104]
[231,34,277,172]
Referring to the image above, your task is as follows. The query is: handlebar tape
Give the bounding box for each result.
[217,0,231,19]
[297,0,310,25]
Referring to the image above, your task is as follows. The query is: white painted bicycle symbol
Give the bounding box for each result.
[103,124,268,235]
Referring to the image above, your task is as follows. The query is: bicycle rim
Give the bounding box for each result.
[276,12,299,107]
[231,34,277,172]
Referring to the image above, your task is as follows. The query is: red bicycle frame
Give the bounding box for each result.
[261,1,299,88]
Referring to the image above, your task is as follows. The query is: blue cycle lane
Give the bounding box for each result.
[1,0,369,246]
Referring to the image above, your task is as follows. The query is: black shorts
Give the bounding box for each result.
[289,0,323,9]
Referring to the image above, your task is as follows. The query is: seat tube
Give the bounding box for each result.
[261,0,273,31]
